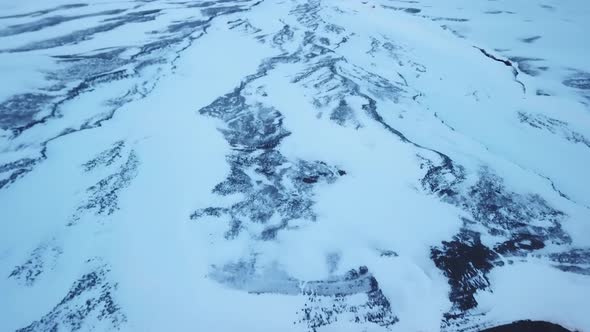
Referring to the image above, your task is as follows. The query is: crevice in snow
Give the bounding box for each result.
[474,46,526,93]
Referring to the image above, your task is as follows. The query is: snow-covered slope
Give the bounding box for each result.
[0,0,589,331]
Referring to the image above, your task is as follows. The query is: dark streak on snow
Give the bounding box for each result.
[474,47,526,93]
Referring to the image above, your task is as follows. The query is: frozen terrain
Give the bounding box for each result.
[0,0,589,331]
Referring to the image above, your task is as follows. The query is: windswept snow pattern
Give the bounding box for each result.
[1,0,589,331]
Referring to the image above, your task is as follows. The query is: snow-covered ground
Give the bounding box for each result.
[0,0,589,331]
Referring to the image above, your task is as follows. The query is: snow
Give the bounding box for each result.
[0,0,589,331]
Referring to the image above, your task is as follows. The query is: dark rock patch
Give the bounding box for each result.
[518,111,590,149]
[193,76,342,239]
[481,320,573,332]
[563,74,590,90]
[494,234,545,256]
[82,141,125,172]
[0,93,53,130]
[423,165,575,326]
[70,150,139,225]
[8,242,62,286]
[0,157,40,190]
[431,229,498,313]
[16,267,126,332]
